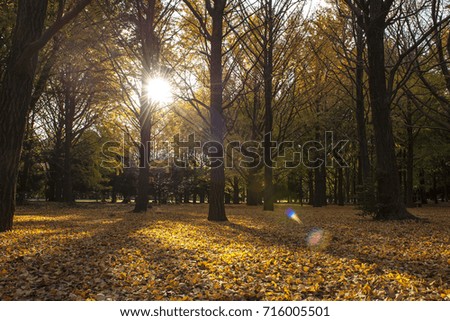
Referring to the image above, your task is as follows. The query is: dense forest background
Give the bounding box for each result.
[0,0,449,232]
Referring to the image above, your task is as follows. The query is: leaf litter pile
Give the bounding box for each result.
[0,203,449,301]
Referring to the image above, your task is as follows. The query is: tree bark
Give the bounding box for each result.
[17,41,58,205]
[419,169,427,204]
[233,176,240,204]
[246,170,259,206]
[354,14,370,186]
[134,0,159,213]
[298,175,304,206]
[207,1,227,221]
[313,167,323,207]
[0,0,48,232]
[308,169,314,205]
[338,167,344,206]
[134,119,151,212]
[405,100,415,208]
[433,173,438,204]
[263,0,274,212]
[63,80,75,204]
[364,0,416,220]
[17,111,35,204]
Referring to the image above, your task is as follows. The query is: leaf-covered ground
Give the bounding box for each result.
[0,203,449,301]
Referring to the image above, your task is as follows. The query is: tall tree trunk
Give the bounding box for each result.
[199,192,205,204]
[308,169,314,205]
[345,167,351,203]
[313,167,323,207]
[0,0,48,232]
[433,173,438,204]
[233,176,240,204]
[333,171,338,205]
[338,167,344,206]
[134,115,151,212]
[246,170,259,206]
[17,41,57,205]
[111,181,117,204]
[17,111,35,204]
[405,100,415,208]
[432,0,450,93]
[365,2,415,220]
[134,0,159,213]
[354,15,370,185]
[184,190,190,203]
[63,87,75,204]
[298,175,304,206]
[419,169,427,204]
[263,0,274,212]
[208,1,227,221]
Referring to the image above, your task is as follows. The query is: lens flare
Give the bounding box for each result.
[285,208,303,225]
[306,228,331,250]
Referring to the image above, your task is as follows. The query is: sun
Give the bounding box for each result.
[146,77,173,105]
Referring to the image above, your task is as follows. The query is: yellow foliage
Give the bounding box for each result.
[0,204,448,301]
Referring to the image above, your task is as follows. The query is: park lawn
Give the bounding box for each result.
[0,203,448,301]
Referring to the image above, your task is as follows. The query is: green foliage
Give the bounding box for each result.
[72,130,113,195]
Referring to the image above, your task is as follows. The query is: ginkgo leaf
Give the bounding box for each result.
[0,204,448,301]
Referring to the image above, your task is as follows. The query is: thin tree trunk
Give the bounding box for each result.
[321,166,327,205]
[63,84,75,204]
[313,167,322,207]
[263,0,274,212]
[17,111,35,204]
[199,192,205,204]
[419,169,427,204]
[134,122,151,212]
[111,183,117,203]
[354,15,370,185]
[433,173,438,204]
[308,169,314,205]
[345,167,351,203]
[233,176,240,204]
[338,167,344,206]
[333,171,338,205]
[405,100,415,208]
[246,171,259,206]
[298,175,304,206]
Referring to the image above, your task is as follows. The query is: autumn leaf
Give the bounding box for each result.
[0,204,448,301]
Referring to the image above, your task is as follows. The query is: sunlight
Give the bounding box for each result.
[146,77,173,105]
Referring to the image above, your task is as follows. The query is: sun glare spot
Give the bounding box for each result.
[146,77,173,104]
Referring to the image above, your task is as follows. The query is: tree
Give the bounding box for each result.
[236,0,305,210]
[132,0,162,212]
[101,0,176,212]
[0,0,92,232]
[182,0,229,221]
[342,0,416,219]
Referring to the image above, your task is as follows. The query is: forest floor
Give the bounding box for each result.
[0,203,449,301]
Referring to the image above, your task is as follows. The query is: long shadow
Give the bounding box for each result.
[154,205,450,291]
[0,205,154,300]
[2,204,448,300]
[325,221,450,286]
